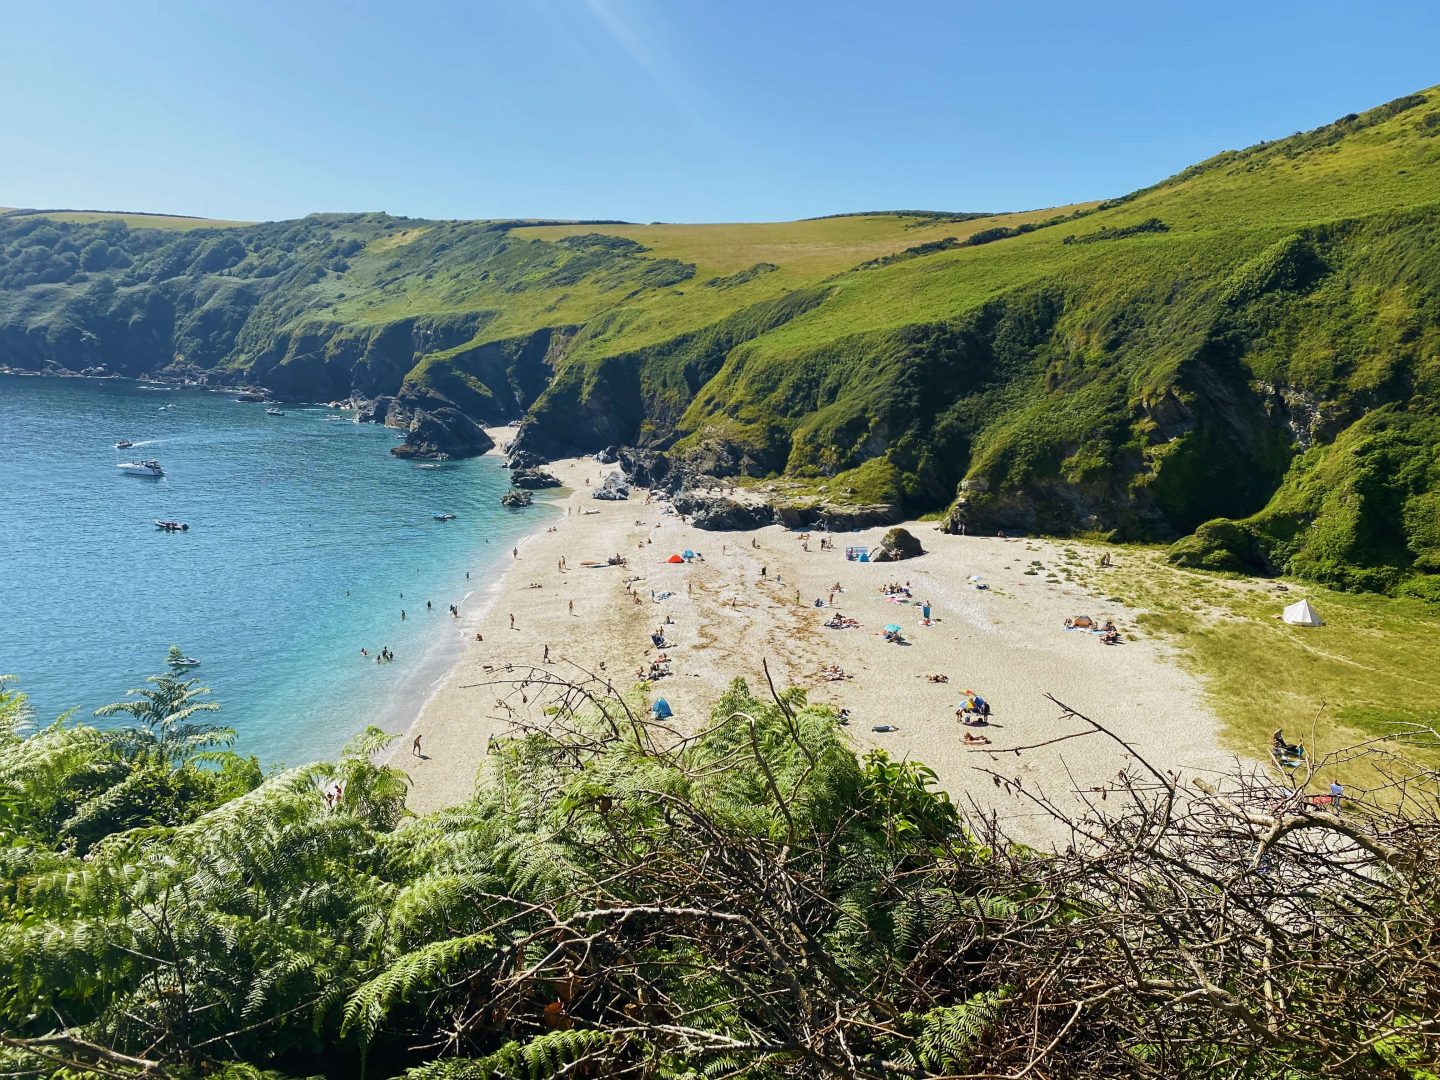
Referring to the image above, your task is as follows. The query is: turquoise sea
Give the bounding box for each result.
[0,374,550,765]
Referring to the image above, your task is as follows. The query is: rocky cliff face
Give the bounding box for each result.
[389,407,495,460]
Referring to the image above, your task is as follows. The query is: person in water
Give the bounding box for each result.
[401,609,406,620]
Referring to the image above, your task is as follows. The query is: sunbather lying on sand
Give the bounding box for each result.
[962,731,990,746]
[924,674,949,683]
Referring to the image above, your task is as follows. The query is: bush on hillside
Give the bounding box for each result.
[1166,517,1270,574]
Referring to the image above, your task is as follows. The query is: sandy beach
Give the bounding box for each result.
[402,435,1238,844]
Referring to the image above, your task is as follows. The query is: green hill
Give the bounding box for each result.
[3,87,1440,597]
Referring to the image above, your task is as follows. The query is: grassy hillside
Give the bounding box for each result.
[0,207,253,229]
[2,87,1439,596]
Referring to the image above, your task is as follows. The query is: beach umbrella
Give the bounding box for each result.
[884,624,902,633]
[682,549,695,559]
[667,554,685,564]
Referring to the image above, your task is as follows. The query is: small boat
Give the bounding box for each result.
[433,513,456,522]
[235,393,266,402]
[118,460,164,477]
[155,520,189,532]
[266,407,285,416]
[115,439,134,449]
[158,403,175,412]
[170,655,201,667]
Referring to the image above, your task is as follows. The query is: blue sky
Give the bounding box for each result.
[2,0,1437,223]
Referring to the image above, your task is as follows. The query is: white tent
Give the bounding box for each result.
[1282,599,1324,627]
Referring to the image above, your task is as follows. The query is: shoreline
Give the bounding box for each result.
[399,452,1240,845]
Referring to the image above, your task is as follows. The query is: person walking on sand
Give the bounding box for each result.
[543,644,550,662]
[513,546,518,558]
[412,734,422,758]
[509,613,515,629]
[568,599,574,615]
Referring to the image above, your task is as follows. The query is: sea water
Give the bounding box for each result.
[0,374,550,765]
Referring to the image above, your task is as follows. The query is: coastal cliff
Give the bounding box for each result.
[3,87,1440,597]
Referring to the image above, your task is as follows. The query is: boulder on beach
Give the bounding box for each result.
[592,473,630,501]
[871,526,924,562]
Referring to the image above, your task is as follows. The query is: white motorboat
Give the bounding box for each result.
[115,439,134,449]
[170,655,201,667]
[266,407,285,416]
[433,512,456,522]
[118,460,164,477]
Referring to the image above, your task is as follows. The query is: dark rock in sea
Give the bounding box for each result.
[509,467,562,490]
[390,407,495,461]
[871,527,925,562]
[356,395,398,425]
[592,473,631,501]
[671,491,774,531]
[500,488,533,508]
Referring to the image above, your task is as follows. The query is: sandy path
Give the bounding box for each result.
[403,449,1238,844]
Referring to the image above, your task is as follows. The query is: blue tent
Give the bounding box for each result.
[682,549,696,559]
[652,697,673,719]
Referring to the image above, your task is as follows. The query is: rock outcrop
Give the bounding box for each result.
[356,395,398,425]
[500,488,533,508]
[390,407,494,460]
[670,491,773,531]
[616,447,678,492]
[592,473,631,501]
[871,527,925,562]
[509,467,562,489]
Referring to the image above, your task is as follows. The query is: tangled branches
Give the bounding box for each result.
[2,666,1437,1078]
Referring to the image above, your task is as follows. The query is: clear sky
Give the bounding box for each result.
[3,0,1437,223]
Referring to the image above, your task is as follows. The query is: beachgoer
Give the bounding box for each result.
[466,571,470,579]
[568,599,574,615]
[760,566,767,578]
[412,734,422,757]
[509,613,515,629]
[513,546,518,558]
[543,644,550,662]
[401,609,406,620]
[360,648,368,657]
[476,632,483,641]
